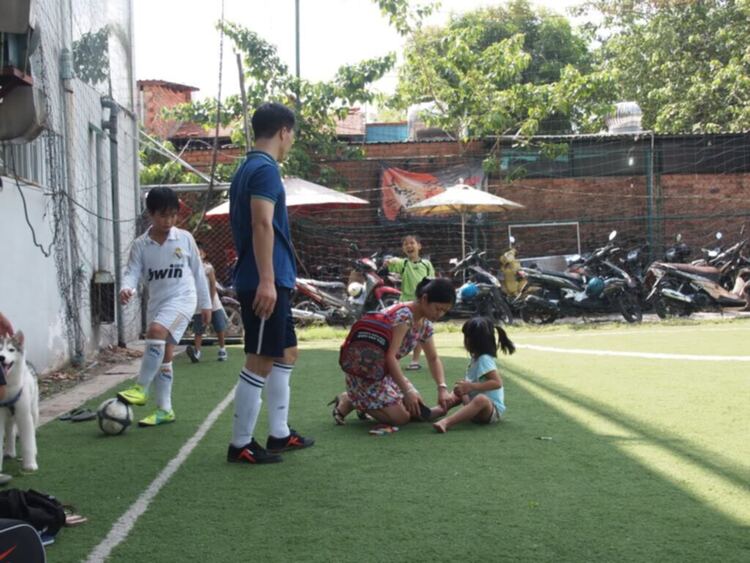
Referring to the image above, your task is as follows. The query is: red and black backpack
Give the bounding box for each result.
[339,305,408,380]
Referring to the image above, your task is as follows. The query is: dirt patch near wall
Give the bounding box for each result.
[38,346,143,400]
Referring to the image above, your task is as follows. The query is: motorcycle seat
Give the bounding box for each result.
[717,295,747,307]
[297,278,346,290]
[539,269,583,283]
[663,263,721,281]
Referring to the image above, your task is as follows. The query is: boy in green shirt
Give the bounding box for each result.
[387,234,435,370]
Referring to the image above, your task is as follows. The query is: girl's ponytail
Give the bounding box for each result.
[495,326,516,355]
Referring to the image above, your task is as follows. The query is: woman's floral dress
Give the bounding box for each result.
[345,304,434,411]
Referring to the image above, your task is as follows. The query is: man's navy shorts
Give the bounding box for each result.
[238,287,297,358]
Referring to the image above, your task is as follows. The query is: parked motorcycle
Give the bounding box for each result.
[447,249,514,325]
[517,230,643,324]
[644,236,748,318]
[664,233,692,263]
[187,281,243,338]
[293,251,401,326]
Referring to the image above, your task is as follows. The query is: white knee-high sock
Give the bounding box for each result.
[266,362,293,439]
[154,362,174,412]
[231,368,266,447]
[136,339,166,389]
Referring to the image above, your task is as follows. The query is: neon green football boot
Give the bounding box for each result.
[117,384,148,406]
[138,408,176,427]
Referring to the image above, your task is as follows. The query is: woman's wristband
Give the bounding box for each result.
[437,383,448,390]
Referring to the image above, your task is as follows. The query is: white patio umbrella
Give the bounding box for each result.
[206,177,368,216]
[406,182,524,260]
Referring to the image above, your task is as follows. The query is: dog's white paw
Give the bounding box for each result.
[20,463,38,474]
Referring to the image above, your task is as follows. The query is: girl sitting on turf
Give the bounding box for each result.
[433,316,515,433]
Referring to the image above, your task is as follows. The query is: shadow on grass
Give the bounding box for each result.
[502,363,750,492]
[35,348,750,563]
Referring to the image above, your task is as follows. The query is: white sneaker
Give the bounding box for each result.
[217,348,228,361]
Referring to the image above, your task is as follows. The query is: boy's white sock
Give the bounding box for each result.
[266,362,293,439]
[136,340,166,389]
[154,362,174,412]
[231,368,265,447]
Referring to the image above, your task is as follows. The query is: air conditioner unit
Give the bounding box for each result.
[0,0,35,34]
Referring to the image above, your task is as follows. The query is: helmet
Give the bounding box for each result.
[459,282,478,300]
[586,277,605,297]
[347,282,364,298]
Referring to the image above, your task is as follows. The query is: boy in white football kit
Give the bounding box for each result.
[118,187,211,426]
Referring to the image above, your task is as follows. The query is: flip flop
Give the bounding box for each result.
[405,362,422,371]
[65,514,88,526]
[70,408,97,422]
[58,407,87,421]
[369,424,399,436]
[64,505,88,527]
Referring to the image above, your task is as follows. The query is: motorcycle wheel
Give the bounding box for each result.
[520,307,557,325]
[293,299,326,327]
[617,292,643,323]
[654,295,690,319]
[490,298,514,325]
[223,303,244,337]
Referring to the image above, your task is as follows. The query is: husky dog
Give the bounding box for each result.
[0,332,39,473]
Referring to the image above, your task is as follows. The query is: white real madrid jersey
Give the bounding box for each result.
[122,227,211,320]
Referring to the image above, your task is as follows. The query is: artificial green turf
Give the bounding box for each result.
[18,319,750,562]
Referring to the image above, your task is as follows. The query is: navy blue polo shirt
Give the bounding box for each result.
[229,150,297,290]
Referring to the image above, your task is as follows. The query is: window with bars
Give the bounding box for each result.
[0,137,48,186]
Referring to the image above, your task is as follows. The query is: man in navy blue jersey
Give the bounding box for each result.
[226,102,314,464]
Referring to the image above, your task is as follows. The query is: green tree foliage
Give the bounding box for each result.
[167,22,395,182]
[391,0,617,142]
[72,27,110,86]
[583,0,750,133]
[138,140,201,186]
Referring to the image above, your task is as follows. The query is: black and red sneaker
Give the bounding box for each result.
[227,439,282,464]
[266,429,315,453]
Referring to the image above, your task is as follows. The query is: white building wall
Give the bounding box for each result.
[0,0,140,372]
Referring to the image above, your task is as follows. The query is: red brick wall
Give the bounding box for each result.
[182,147,245,174]
[179,140,750,276]
[139,83,194,139]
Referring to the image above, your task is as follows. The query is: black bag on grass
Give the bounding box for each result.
[0,518,46,562]
[0,489,65,537]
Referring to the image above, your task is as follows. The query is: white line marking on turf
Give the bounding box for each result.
[520,324,750,340]
[519,344,750,362]
[86,387,236,563]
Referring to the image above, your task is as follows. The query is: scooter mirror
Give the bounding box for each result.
[449,258,458,266]
[609,230,618,241]
[509,235,516,245]
[716,232,723,240]
[676,233,682,242]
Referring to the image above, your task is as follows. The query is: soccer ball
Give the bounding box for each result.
[97,398,133,436]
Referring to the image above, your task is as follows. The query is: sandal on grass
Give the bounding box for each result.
[327,396,347,425]
[63,505,88,526]
[70,408,96,422]
[58,407,95,422]
[405,362,421,371]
